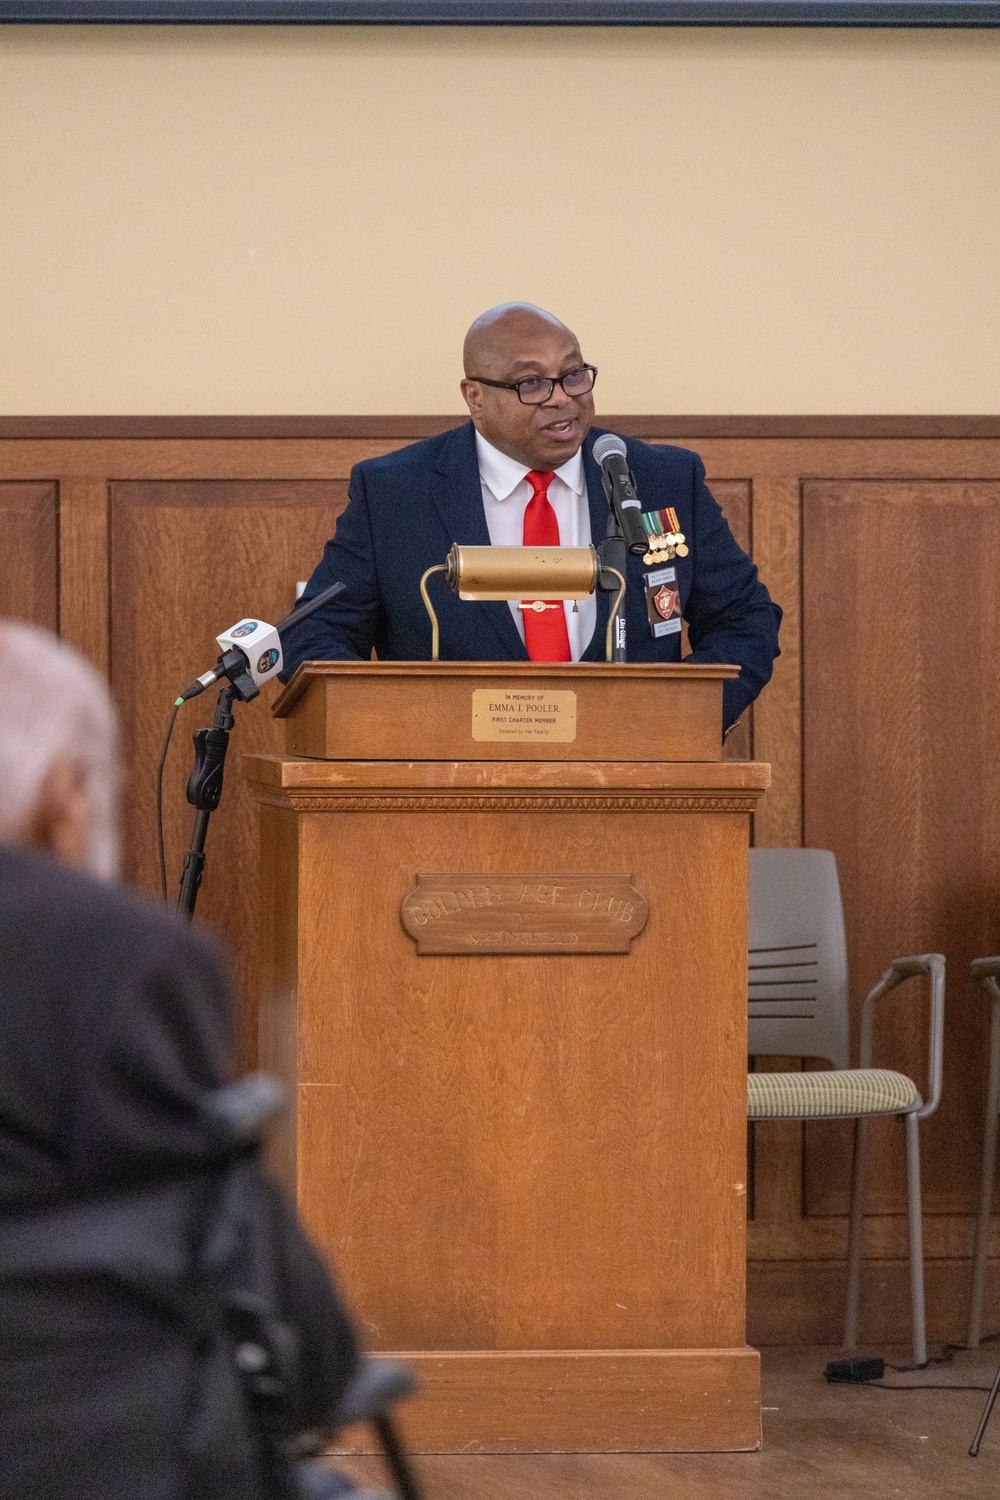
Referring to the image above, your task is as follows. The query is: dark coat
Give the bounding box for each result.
[0,846,358,1500]
[282,421,781,732]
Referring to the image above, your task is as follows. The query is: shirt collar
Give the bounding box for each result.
[475,430,586,502]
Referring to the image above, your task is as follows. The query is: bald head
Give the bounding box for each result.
[463,304,575,380]
[460,303,596,471]
[0,621,120,879]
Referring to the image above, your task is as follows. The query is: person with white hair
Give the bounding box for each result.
[0,619,120,878]
[0,622,367,1500]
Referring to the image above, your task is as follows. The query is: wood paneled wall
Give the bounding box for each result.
[2,414,999,1346]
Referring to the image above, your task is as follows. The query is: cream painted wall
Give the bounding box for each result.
[0,25,997,414]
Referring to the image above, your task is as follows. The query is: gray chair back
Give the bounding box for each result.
[748,848,851,1069]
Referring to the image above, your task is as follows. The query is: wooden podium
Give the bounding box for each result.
[244,661,770,1454]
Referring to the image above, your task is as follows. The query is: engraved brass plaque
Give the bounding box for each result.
[471,687,577,743]
[400,874,648,955]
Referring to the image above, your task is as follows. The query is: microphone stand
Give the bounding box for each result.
[173,579,346,922]
[598,509,628,664]
[177,681,237,920]
[970,1358,1000,1456]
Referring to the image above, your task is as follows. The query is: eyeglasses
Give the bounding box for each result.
[468,364,598,406]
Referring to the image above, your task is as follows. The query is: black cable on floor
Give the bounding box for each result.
[887,1327,1000,1375]
[858,1380,996,1391]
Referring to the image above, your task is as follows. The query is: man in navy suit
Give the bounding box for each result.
[284,303,780,733]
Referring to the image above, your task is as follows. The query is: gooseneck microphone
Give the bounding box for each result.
[592,433,648,557]
[177,580,346,704]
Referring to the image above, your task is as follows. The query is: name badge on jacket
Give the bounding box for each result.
[644,565,682,638]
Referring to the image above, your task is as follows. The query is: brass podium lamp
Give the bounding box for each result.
[420,545,625,662]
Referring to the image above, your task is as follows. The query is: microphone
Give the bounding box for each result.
[177,580,346,704]
[592,433,648,557]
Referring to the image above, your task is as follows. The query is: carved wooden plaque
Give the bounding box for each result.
[400,873,649,955]
[471,688,577,743]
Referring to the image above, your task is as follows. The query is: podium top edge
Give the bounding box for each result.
[272,659,741,716]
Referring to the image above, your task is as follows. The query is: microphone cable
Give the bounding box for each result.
[157,695,184,905]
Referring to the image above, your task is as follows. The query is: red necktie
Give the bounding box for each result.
[521,470,571,662]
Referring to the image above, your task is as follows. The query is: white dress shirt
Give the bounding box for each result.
[474,431,597,662]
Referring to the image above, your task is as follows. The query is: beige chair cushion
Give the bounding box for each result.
[748,1067,921,1120]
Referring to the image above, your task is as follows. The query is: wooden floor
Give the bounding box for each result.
[331,1345,1000,1499]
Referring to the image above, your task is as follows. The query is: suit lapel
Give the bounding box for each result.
[430,422,528,660]
[581,432,611,662]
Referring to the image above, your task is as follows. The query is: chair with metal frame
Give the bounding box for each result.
[747,848,945,1368]
[965,958,1000,1350]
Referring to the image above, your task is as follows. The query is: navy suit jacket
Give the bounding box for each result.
[283,422,781,731]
